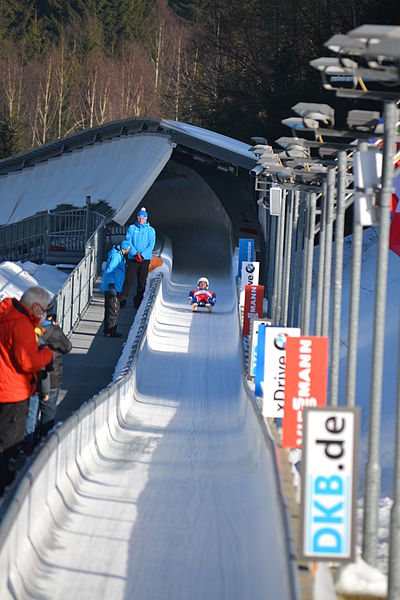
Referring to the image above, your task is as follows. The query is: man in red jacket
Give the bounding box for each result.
[0,286,53,494]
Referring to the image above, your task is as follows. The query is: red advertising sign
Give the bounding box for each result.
[282,336,328,448]
[243,285,264,336]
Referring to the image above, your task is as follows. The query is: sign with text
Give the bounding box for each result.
[300,407,360,562]
[282,336,329,448]
[262,327,301,418]
[248,318,272,378]
[238,238,254,276]
[240,261,260,306]
[243,285,264,336]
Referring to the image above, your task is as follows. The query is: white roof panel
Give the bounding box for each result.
[0,134,173,226]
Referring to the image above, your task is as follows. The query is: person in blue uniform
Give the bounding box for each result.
[100,240,131,337]
[120,207,156,309]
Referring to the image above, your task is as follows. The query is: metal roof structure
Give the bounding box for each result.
[0,118,256,226]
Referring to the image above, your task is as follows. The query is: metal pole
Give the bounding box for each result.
[292,194,305,328]
[321,168,335,337]
[275,191,287,325]
[271,214,281,323]
[388,315,400,598]
[345,212,363,408]
[388,323,400,599]
[288,190,300,327]
[267,212,277,319]
[329,151,347,406]
[363,101,398,567]
[281,189,294,326]
[85,195,91,243]
[300,198,310,332]
[314,183,327,335]
[302,192,317,336]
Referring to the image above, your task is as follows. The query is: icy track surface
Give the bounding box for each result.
[25,164,294,599]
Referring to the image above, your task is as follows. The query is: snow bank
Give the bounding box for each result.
[0,260,68,301]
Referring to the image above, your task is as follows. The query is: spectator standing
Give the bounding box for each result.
[120,207,156,309]
[36,306,72,437]
[0,286,53,494]
[100,239,131,338]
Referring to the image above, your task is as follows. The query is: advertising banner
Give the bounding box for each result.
[240,261,260,306]
[254,324,266,397]
[262,326,301,418]
[248,318,272,378]
[243,285,264,336]
[282,336,329,448]
[300,407,360,562]
[238,238,254,276]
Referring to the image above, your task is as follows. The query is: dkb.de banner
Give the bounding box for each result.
[300,407,360,562]
[282,336,329,449]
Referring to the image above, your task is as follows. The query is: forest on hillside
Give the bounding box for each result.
[0,0,399,158]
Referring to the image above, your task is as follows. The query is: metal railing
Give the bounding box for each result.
[54,218,107,337]
[0,206,105,264]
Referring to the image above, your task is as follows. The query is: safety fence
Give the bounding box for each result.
[0,205,105,264]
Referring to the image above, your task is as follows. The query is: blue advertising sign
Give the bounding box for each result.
[254,324,266,397]
[238,238,254,277]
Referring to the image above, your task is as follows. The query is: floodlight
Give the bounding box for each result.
[251,136,268,145]
[292,103,335,127]
[325,33,366,54]
[249,164,264,177]
[347,24,400,42]
[275,136,309,149]
[310,57,359,73]
[346,110,381,132]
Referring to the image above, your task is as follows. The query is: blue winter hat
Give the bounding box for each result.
[121,240,131,250]
[137,207,148,220]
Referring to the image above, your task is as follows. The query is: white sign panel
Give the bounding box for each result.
[300,407,360,562]
[269,187,283,216]
[248,318,272,378]
[240,261,260,306]
[262,326,301,417]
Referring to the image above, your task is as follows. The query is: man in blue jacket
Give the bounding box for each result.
[120,207,156,309]
[100,239,131,338]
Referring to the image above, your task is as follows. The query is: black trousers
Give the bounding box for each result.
[104,291,120,334]
[121,259,150,308]
[0,399,29,494]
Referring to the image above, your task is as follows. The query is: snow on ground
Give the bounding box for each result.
[0,260,68,301]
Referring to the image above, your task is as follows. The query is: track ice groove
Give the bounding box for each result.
[19,163,294,599]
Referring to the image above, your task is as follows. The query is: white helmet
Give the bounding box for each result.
[197,276,209,289]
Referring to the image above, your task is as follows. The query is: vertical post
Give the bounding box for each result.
[314,182,327,335]
[281,189,294,326]
[267,214,277,319]
[388,325,400,599]
[321,167,335,337]
[292,194,305,328]
[275,190,286,325]
[44,210,51,263]
[300,198,310,332]
[270,213,280,324]
[85,195,91,245]
[363,101,397,567]
[329,151,347,406]
[288,190,300,327]
[302,192,317,336]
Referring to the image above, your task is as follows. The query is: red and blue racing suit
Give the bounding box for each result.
[189,289,216,307]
